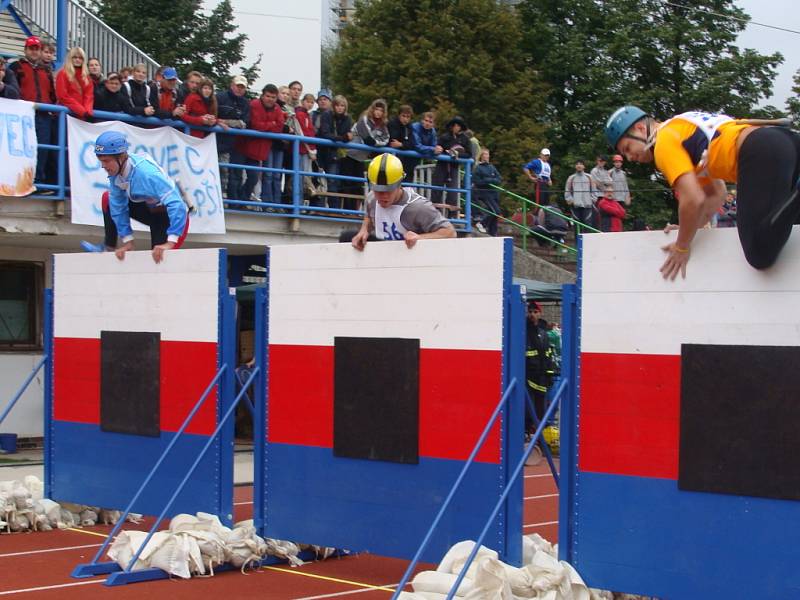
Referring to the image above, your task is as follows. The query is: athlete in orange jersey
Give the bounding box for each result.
[605,106,800,279]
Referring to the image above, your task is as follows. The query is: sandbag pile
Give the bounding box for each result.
[107,513,338,579]
[398,535,651,600]
[0,475,142,533]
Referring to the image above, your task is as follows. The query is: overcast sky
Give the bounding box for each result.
[736,0,799,108]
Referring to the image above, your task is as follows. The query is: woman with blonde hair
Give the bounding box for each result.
[55,46,93,119]
[341,98,389,209]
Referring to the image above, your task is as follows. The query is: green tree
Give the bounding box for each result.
[518,0,782,227]
[788,68,800,128]
[90,0,258,86]
[328,0,550,202]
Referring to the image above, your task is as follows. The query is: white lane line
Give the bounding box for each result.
[524,493,558,501]
[0,543,102,559]
[293,583,400,599]
[524,473,554,479]
[0,579,104,596]
[234,501,253,506]
[523,520,558,529]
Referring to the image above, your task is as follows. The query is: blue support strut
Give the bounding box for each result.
[72,365,228,579]
[0,355,48,428]
[444,378,565,600]
[390,378,518,599]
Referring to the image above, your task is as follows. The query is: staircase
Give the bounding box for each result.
[1,1,158,75]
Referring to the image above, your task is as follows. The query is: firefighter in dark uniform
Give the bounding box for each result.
[526,300,555,437]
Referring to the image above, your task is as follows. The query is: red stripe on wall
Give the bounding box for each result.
[53,337,218,435]
[579,352,681,479]
[268,345,502,463]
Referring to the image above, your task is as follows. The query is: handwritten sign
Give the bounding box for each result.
[0,98,36,196]
[67,116,226,234]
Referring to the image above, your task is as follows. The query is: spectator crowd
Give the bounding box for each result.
[1,38,738,242]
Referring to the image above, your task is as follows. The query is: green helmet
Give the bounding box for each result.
[605,106,647,150]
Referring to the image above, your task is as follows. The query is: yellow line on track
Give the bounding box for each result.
[262,566,398,593]
[66,527,110,539]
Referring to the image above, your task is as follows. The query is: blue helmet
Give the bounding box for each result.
[605,106,647,150]
[94,131,129,155]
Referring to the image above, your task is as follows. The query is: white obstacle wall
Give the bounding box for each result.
[269,238,506,351]
[54,249,221,343]
[581,225,800,353]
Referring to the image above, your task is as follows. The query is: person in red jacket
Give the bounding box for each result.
[9,36,56,187]
[596,182,627,232]
[55,46,93,119]
[181,78,227,138]
[294,92,318,205]
[235,84,285,203]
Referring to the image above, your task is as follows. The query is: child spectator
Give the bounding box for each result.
[0,57,20,99]
[55,46,93,119]
[41,42,56,71]
[595,182,626,232]
[93,72,132,116]
[182,78,225,138]
[473,148,502,236]
[295,92,318,204]
[119,66,132,82]
[388,105,416,181]
[87,57,103,91]
[342,98,389,210]
[125,63,158,117]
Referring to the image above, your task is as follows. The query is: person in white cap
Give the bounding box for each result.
[523,148,553,204]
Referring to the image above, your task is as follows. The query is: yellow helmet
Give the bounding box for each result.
[367,153,405,192]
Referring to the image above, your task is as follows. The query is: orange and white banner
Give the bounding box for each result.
[0,98,36,197]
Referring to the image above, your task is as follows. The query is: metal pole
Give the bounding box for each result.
[55,0,67,69]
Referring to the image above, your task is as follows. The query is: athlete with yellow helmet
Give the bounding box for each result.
[349,153,456,250]
[605,106,800,279]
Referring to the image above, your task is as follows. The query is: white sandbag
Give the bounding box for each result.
[437,540,499,580]
[22,476,44,500]
[264,537,303,566]
[80,509,98,527]
[463,557,515,600]
[145,533,198,579]
[107,530,163,572]
[34,498,61,526]
[98,509,121,525]
[12,484,32,510]
[397,593,446,600]
[411,570,474,596]
[8,511,31,531]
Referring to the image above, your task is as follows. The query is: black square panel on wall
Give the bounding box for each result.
[100,331,161,437]
[679,343,800,501]
[333,337,419,464]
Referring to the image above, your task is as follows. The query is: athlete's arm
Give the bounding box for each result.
[660,173,725,280]
[403,223,456,249]
[351,215,372,251]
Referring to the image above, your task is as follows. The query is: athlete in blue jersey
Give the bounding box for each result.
[81,131,189,263]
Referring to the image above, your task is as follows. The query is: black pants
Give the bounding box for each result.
[570,206,595,231]
[737,127,800,269]
[103,198,174,249]
[476,189,500,236]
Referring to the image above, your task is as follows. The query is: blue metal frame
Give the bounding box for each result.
[252,282,267,532]
[43,288,53,495]
[26,103,473,230]
[558,233,582,563]
[2,2,33,37]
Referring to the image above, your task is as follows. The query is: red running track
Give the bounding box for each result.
[0,461,558,599]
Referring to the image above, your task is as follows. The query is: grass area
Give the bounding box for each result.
[0,456,39,464]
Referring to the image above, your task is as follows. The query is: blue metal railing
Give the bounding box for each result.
[27,103,474,231]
